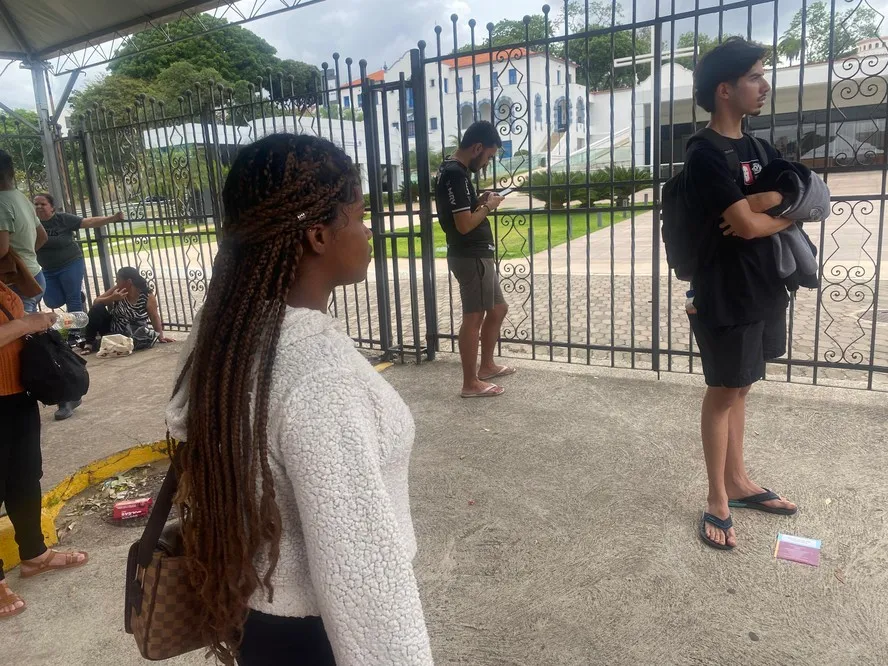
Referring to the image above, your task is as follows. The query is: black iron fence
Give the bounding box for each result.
[1,0,885,389]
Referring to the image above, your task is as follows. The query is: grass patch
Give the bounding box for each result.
[81,209,648,263]
[379,209,645,261]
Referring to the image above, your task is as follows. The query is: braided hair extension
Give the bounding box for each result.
[174,134,361,663]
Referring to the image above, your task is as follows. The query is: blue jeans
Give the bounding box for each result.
[11,270,45,314]
[42,260,85,312]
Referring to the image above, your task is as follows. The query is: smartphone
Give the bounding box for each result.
[498,187,514,197]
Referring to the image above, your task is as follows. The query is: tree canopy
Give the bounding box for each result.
[456,3,652,91]
[70,17,319,125]
[778,1,879,65]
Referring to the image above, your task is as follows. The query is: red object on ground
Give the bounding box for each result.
[113,497,153,520]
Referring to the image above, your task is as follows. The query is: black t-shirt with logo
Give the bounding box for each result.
[685,134,789,326]
[435,159,495,258]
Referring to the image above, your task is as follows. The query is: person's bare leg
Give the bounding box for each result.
[701,387,740,547]
[479,302,509,378]
[724,385,797,511]
[459,312,494,393]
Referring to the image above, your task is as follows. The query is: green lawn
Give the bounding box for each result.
[379,209,644,261]
[81,209,648,262]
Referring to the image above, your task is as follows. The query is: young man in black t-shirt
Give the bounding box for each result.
[687,39,799,551]
[435,121,516,398]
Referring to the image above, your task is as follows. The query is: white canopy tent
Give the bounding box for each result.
[0,0,324,201]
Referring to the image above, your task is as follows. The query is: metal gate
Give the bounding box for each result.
[2,0,885,388]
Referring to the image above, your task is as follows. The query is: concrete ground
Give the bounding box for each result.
[4,342,887,665]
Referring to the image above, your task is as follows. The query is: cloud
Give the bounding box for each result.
[246,0,545,70]
[5,0,888,115]
[0,65,39,111]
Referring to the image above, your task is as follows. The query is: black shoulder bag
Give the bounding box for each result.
[0,303,89,405]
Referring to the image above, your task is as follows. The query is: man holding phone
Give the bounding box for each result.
[435,121,516,398]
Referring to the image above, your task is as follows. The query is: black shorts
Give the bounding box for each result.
[448,256,506,314]
[689,311,787,388]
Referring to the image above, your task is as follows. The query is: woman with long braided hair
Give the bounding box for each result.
[166,134,433,665]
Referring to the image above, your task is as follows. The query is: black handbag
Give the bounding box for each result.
[0,302,90,405]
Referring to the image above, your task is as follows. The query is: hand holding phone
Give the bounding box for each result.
[498,187,514,197]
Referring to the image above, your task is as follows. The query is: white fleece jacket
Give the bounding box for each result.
[166,307,433,665]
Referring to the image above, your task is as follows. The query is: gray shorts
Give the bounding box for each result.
[448,257,505,314]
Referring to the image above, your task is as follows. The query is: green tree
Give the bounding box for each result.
[562,2,652,91]
[779,1,879,64]
[455,4,651,91]
[109,16,277,85]
[153,62,234,111]
[457,15,554,52]
[69,75,156,127]
[0,110,45,191]
[108,16,319,98]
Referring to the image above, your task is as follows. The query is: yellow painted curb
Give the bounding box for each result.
[0,440,170,572]
[0,361,393,571]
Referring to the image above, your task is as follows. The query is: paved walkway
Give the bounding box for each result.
[5,349,888,664]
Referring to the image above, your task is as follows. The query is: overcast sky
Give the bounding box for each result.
[1,0,886,114]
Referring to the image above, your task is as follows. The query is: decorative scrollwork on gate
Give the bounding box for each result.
[497,213,532,340]
[817,200,880,365]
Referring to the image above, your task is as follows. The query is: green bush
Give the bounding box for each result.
[529,170,586,210]
[583,166,652,207]
[612,166,652,202]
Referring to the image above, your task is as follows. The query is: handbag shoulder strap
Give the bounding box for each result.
[0,300,15,323]
[136,465,177,567]
[135,351,195,567]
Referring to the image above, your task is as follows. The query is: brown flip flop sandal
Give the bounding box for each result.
[20,550,89,579]
[478,366,517,381]
[0,588,26,619]
[460,384,505,398]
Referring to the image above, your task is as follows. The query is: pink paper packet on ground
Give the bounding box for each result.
[774,533,822,567]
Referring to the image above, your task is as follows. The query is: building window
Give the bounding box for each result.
[343,95,351,108]
[407,121,415,138]
[493,72,500,88]
[534,94,542,123]
[457,77,463,92]
[407,88,414,109]
[393,122,400,130]
[557,70,561,85]
[357,94,363,107]
[430,117,438,131]
[508,69,517,85]
[474,74,481,90]
[577,97,585,126]
[430,78,436,88]
[500,139,513,159]
[444,79,449,93]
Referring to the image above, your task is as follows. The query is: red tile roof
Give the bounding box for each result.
[441,48,530,69]
[343,69,385,90]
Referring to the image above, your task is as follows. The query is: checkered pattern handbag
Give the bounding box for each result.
[124,466,205,660]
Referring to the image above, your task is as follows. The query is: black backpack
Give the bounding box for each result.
[662,128,769,281]
[0,303,90,405]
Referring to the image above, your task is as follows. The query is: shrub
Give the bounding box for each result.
[583,166,652,206]
[612,166,652,202]
[529,170,586,210]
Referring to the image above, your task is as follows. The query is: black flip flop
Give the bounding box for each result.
[729,489,798,515]
[699,512,735,551]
